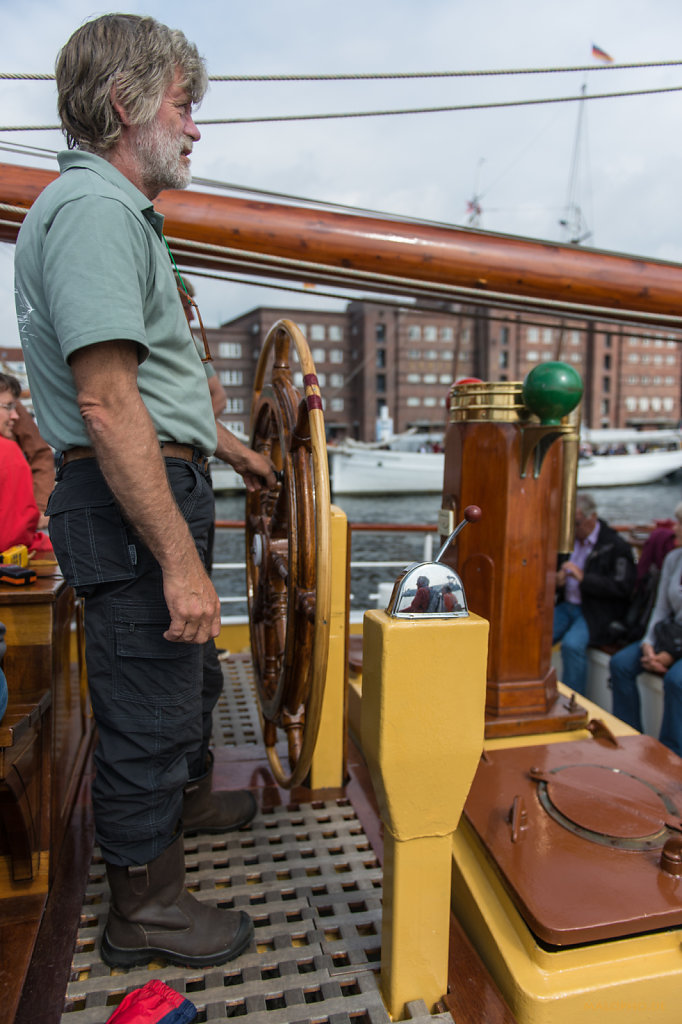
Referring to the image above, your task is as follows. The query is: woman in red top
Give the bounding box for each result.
[0,389,53,555]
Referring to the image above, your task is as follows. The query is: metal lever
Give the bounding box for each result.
[435,505,482,562]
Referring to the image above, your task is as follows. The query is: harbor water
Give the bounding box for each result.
[213,478,682,617]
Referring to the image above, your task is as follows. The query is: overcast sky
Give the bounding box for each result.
[1,0,682,348]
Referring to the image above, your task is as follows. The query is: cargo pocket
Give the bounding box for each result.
[47,474,136,588]
[112,601,202,716]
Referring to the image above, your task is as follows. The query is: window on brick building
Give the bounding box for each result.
[219,342,242,358]
[220,370,243,386]
[224,420,245,435]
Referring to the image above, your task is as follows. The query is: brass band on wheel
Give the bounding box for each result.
[245,319,331,788]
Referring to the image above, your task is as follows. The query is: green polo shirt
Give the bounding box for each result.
[15,150,217,455]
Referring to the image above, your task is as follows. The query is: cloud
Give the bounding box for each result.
[1,0,682,340]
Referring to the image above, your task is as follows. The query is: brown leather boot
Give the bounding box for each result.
[101,834,253,968]
[182,751,257,835]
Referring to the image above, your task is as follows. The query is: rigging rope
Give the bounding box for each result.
[1,59,681,82]
[196,83,682,125]
[3,82,681,132]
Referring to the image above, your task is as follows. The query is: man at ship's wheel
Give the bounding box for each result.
[14,14,275,971]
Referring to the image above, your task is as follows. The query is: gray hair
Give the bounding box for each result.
[56,14,207,153]
[576,492,598,518]
[674,502,682,522]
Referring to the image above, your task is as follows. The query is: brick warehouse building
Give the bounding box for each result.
[201,301,682,443]
[3,300,680,440]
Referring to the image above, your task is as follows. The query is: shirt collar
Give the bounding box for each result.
[582,520,600,549]
[57,149,165,238]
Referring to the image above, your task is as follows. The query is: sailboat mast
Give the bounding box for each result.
[560,82,592,245]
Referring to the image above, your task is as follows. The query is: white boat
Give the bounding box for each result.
[577,428,682,487]
[328,427,682,495]
[213,429,682,495]
[328,444,444,495]
[209,457,245,493]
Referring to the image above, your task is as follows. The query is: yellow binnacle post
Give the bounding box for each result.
[361,608,488,1019]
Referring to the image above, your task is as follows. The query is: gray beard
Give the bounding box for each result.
[137,120,192,193]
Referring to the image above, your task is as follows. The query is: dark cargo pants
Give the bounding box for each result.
[47,455,217,866]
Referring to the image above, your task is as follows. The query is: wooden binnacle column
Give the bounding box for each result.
[440,378,585,737]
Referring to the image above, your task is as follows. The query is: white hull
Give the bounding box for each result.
[210,460,245,493]
[211,440,682,496]
[329,447,445,495]
[576,448,682,487]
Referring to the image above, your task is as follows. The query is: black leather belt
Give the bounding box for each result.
[61,443,211,474]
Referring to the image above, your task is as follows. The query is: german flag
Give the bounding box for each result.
[591,43,614,63]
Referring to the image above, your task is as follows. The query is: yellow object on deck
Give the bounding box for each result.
[1,545,29,566]
[361,608,489,1019]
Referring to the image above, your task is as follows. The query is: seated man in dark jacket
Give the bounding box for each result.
[553,492,636,695]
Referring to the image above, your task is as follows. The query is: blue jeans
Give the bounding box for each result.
[610,641,682,757]
[47,455,215,865]
[553,602,589,695]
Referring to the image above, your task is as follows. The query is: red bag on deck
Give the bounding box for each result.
[106,980,197,1024]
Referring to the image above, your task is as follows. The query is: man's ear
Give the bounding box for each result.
[110,83,131,127]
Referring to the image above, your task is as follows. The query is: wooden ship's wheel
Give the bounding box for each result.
[245,320,332,787]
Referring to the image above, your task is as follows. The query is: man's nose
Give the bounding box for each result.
[185,113,200,142]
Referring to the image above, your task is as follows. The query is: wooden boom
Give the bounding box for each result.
[1,161,682,320]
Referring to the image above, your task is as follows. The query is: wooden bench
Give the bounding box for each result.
[0,693,51,882]
[551,645,664,738]
[0,569,93,1024]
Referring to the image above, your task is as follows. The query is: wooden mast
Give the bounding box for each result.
[1,161,682,320]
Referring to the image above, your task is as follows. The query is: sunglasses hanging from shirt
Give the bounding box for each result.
[163,236,212,363]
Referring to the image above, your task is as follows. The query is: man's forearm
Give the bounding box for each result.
[214,421,276,489]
